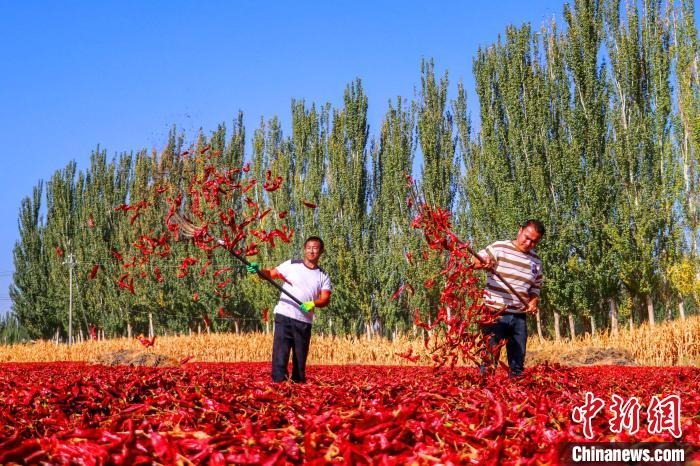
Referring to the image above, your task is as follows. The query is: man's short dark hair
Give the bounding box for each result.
[305,236,324,252]
[521,219,545,236]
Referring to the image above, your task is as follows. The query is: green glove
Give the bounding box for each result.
[246,262,260,274]
[300,301,316,312]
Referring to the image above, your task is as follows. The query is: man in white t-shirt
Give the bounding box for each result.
[247,236,332,382]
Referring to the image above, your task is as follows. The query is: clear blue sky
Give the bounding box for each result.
[0,0,644,315]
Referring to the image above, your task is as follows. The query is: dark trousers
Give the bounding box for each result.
[482,312,527,376]
[271,314,312,383]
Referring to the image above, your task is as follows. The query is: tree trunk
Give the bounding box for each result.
[148,312,154,339]
[127,320,132,340]
[536,309,544,342]
[234,320,240,335]
[646,295,655,327]
[365,322,371,340]
[553,311,561,341]
[568,314,576,340]
[590,315,596,337]
[678,295,686,320]
[609,298,618,336]
[628,314,634,333]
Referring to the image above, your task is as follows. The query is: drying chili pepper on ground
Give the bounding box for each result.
[0,363,696,464]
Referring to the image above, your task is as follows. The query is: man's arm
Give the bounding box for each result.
[252,266,291,284]
[313,290,331,308]
[472,248,495,270]
[525,295,539,314]
[300,290,331,312]
[526,264,543,314]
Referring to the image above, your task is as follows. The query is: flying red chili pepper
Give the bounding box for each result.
[263,173,283,192]
[392,283,415,300]
[200,260,213,276]
[177,257,199,278]
[216,279,232,289]
[111,250,124,262]
[117,274,135,294]
[213,268,231,277]
[88,264,99,280]
[241,179,257,193]
[395,347,420,362]
[137,335,156,347]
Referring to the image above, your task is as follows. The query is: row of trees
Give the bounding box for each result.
[10,0,700,342]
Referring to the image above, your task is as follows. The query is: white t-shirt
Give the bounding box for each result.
[273,259,332,323]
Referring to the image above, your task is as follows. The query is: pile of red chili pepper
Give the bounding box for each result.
[0,362,697,464]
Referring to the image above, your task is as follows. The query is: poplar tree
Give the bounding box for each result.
[558,0,614,337]
[371,97,415,333]
[10,184,52,338]
[321,80,371,334]
[413,61,458,327]
[604,0,678,327]
[669,0,700,317]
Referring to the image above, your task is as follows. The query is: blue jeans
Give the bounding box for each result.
[271,314,312,383]
[482,312,527,376]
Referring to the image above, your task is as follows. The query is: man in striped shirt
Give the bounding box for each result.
[473,219,545,377]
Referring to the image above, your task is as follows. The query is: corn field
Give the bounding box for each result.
[1,315,698,367]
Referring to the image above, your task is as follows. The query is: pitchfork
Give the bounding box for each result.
[169,212,305,307]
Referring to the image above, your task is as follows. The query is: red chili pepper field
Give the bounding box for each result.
[0,362,697,464]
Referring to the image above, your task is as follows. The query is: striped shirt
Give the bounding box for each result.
[478,240,543,313]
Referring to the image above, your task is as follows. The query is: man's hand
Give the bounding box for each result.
[525,296,539,315]
[246,262,260,274]
[300,301,316,312]
[473,255,495,271]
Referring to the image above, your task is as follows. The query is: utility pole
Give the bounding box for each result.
[63,253,77,345]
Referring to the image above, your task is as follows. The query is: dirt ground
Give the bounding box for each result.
[94,349,180,367]
[527,346,636,366]
[95,346,637,368]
